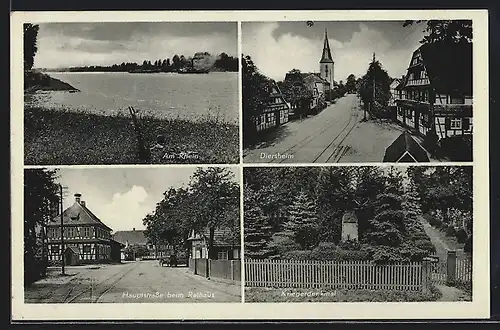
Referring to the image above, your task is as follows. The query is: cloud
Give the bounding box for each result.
[34,23,237,68]
[242,22,424,82]
[92,185,151,232]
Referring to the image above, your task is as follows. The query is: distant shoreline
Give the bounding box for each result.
[24,71,80,93]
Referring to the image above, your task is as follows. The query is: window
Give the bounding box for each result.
[450,118,462,129]
[52,245,59,255]
[84,227,90,237]
[450,94,465,104]
[83,245,91,253]
[406,109,413,119]
[217,251,229,260]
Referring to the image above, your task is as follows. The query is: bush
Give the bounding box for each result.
[427,215,442,228]
[415,239,436,253]
[445,225,457,237]
[423,131,439,154]
[439,135,472,162]
[410,231,431,241]
[455,229,468,243]
[281,250,313,260]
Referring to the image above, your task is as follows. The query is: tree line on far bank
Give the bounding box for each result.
[244,166,472,264]
[46,52,238,73]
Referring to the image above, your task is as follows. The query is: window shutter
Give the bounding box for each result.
[445,117,451,130]
[463,118,470,130]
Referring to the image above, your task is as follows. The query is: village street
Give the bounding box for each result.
[24,260,241,303]
[244,94,414,163]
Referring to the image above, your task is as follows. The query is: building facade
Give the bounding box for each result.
[46,193,121,264]
[187,228,240,260]
[395,42,472,140]
[254,80,290,132]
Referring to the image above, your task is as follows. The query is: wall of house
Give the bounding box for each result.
[48,242,112,262]
[434,116,473,139]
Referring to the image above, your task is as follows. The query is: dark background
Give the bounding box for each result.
[9,0,500,323]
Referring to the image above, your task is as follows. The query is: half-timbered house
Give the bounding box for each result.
[254,80,290,132]
[46,193,121,264]
[395,41,472,140]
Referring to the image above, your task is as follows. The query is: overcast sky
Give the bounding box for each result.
[34,22,237,69]
[53,167,240,232]
[242,21,427,82]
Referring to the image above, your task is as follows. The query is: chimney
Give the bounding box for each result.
[133,228,135,231]
[74,193,81,203]
[81,201,86,207]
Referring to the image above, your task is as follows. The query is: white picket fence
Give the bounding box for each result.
[245,259,426,292]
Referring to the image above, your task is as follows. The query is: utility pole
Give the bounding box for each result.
[59,184,68,275]
[372,52,376,118]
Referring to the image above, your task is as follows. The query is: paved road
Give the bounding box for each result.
[25,261,241,303]
[244,94,359,163]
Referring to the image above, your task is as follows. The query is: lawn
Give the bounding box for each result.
[245,286,442,303]
[24,107,239,165]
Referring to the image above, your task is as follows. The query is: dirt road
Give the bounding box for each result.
[25,260,241,303]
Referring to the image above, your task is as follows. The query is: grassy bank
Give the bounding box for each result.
[24,71,80,93]
[245,286,442,303]
[24,107,239,165]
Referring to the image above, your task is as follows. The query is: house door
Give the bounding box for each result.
[64,250,73,266]
[414,112,419,131]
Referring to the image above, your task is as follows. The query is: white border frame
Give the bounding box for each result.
[11,9,489,320]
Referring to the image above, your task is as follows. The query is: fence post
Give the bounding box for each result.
[207,259,210,278]
[447,250,457,283]
[230,260,234,281]
[422,260,431,294]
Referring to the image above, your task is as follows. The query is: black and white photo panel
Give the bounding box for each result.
[23,166,242,303]
[244,166,473,302]
[24,22,239,165]
[242,21,473,164]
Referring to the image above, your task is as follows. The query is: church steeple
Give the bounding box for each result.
[320,28,334,64]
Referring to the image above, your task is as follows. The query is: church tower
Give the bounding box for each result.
[319,29,334,87]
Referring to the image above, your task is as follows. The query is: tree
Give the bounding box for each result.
[314,167,356,242]
[244,185,273,259]
[357,55,392,118]
[403,20,472,44]
[187,167,240,259]
[281,190,320,250]
[241,55,272,147]
[172,55,180,70]
[345,74,357,94]
[280,69,313,118]
[24,23,39,71]
[24,168,60,285]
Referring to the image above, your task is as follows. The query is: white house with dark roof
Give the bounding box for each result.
[47,193,123,264]
[187,228,240,260]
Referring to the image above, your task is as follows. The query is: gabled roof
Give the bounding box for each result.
[49,201,113,231]
[383,131,430,163]
[112,230,149,245]
[390,78,401,88]
[187,228,240,247]
[342,211,358,223]
[405,41,472,94]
